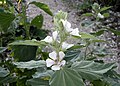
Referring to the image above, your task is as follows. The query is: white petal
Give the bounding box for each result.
[51,65,60,70]
[49,51,57,60]
[46,58,55,67]
[70,28,81,36]
[59,51,65,61]
[42,36,53,43]
[61,19,73,32]
[60,60,66,66]
[52,31,58,40]
[97,13,104,18]
[62,42,74,50]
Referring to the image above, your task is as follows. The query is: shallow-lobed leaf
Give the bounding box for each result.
[50,68,85,86]
[71,61,115,81]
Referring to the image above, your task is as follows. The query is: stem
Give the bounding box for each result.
[21,2,30,39]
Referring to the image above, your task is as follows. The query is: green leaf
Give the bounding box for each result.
[91,30,105,36]
[0,67,9,77]
[0,75,17,83]
[33,70,54,79]
[103,13,110,18]
[71,61,115,81]
[13,60,46,69]
[50,68,84,86]
[100,6,111,12]
[92,80,109,86]
[9,40,41,46]
[82,13,93,17]
[31,14,43,28]
[11,45,38,61]
[80,32,96,39]
[27,78,49,86]
[0,47,7,53]
[108,28,120,36]
[30,1,53,16]
[103,70,120,86]
[65,49,82,61]
[0,12,15,31]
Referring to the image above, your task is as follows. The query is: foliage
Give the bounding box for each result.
[0,1,120,86]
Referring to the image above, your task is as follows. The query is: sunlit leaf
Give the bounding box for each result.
[100,6,111,12]
[13,60,46,69]
[30,1,53,16]
[9,40,41,46]
[103,13,110,18]
[80,32,96,39]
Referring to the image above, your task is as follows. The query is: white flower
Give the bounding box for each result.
[62,42,74,50]
[70,28,81,37]
[61,19,81,37]
[46,51,66,70]
[97,13,104,18]
[42,31,58,43]
[61,19,73,32]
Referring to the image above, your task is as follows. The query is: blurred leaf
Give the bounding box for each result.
[13,60,46,69]
[0,12,15,31]
[80,32,96,39]
[0,47,7,53]
[50,68,84,86]
[92,80,109,86]
[27,78,49,86]
[91,30,105,36]
[82,13,93,17]
[65,49,81,61]
[29,27,49,40]
[0,67,9,77]
[9,40,41,46]
[0,75,17,84]
[12,45,38,61]
[100,6,111,12]
[31,14,43,29]
[30,1,53,16]
[81,19,94,27]
[103,70,120,86]
[108,28,120,35]
[103,13,110,18]
[32,70,54,79]
[71,61,115,81]
[90,39,106,43]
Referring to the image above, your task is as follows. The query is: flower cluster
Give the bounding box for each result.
[97,13,104,18]
[46,51,66,70]
[42,13,81,70]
